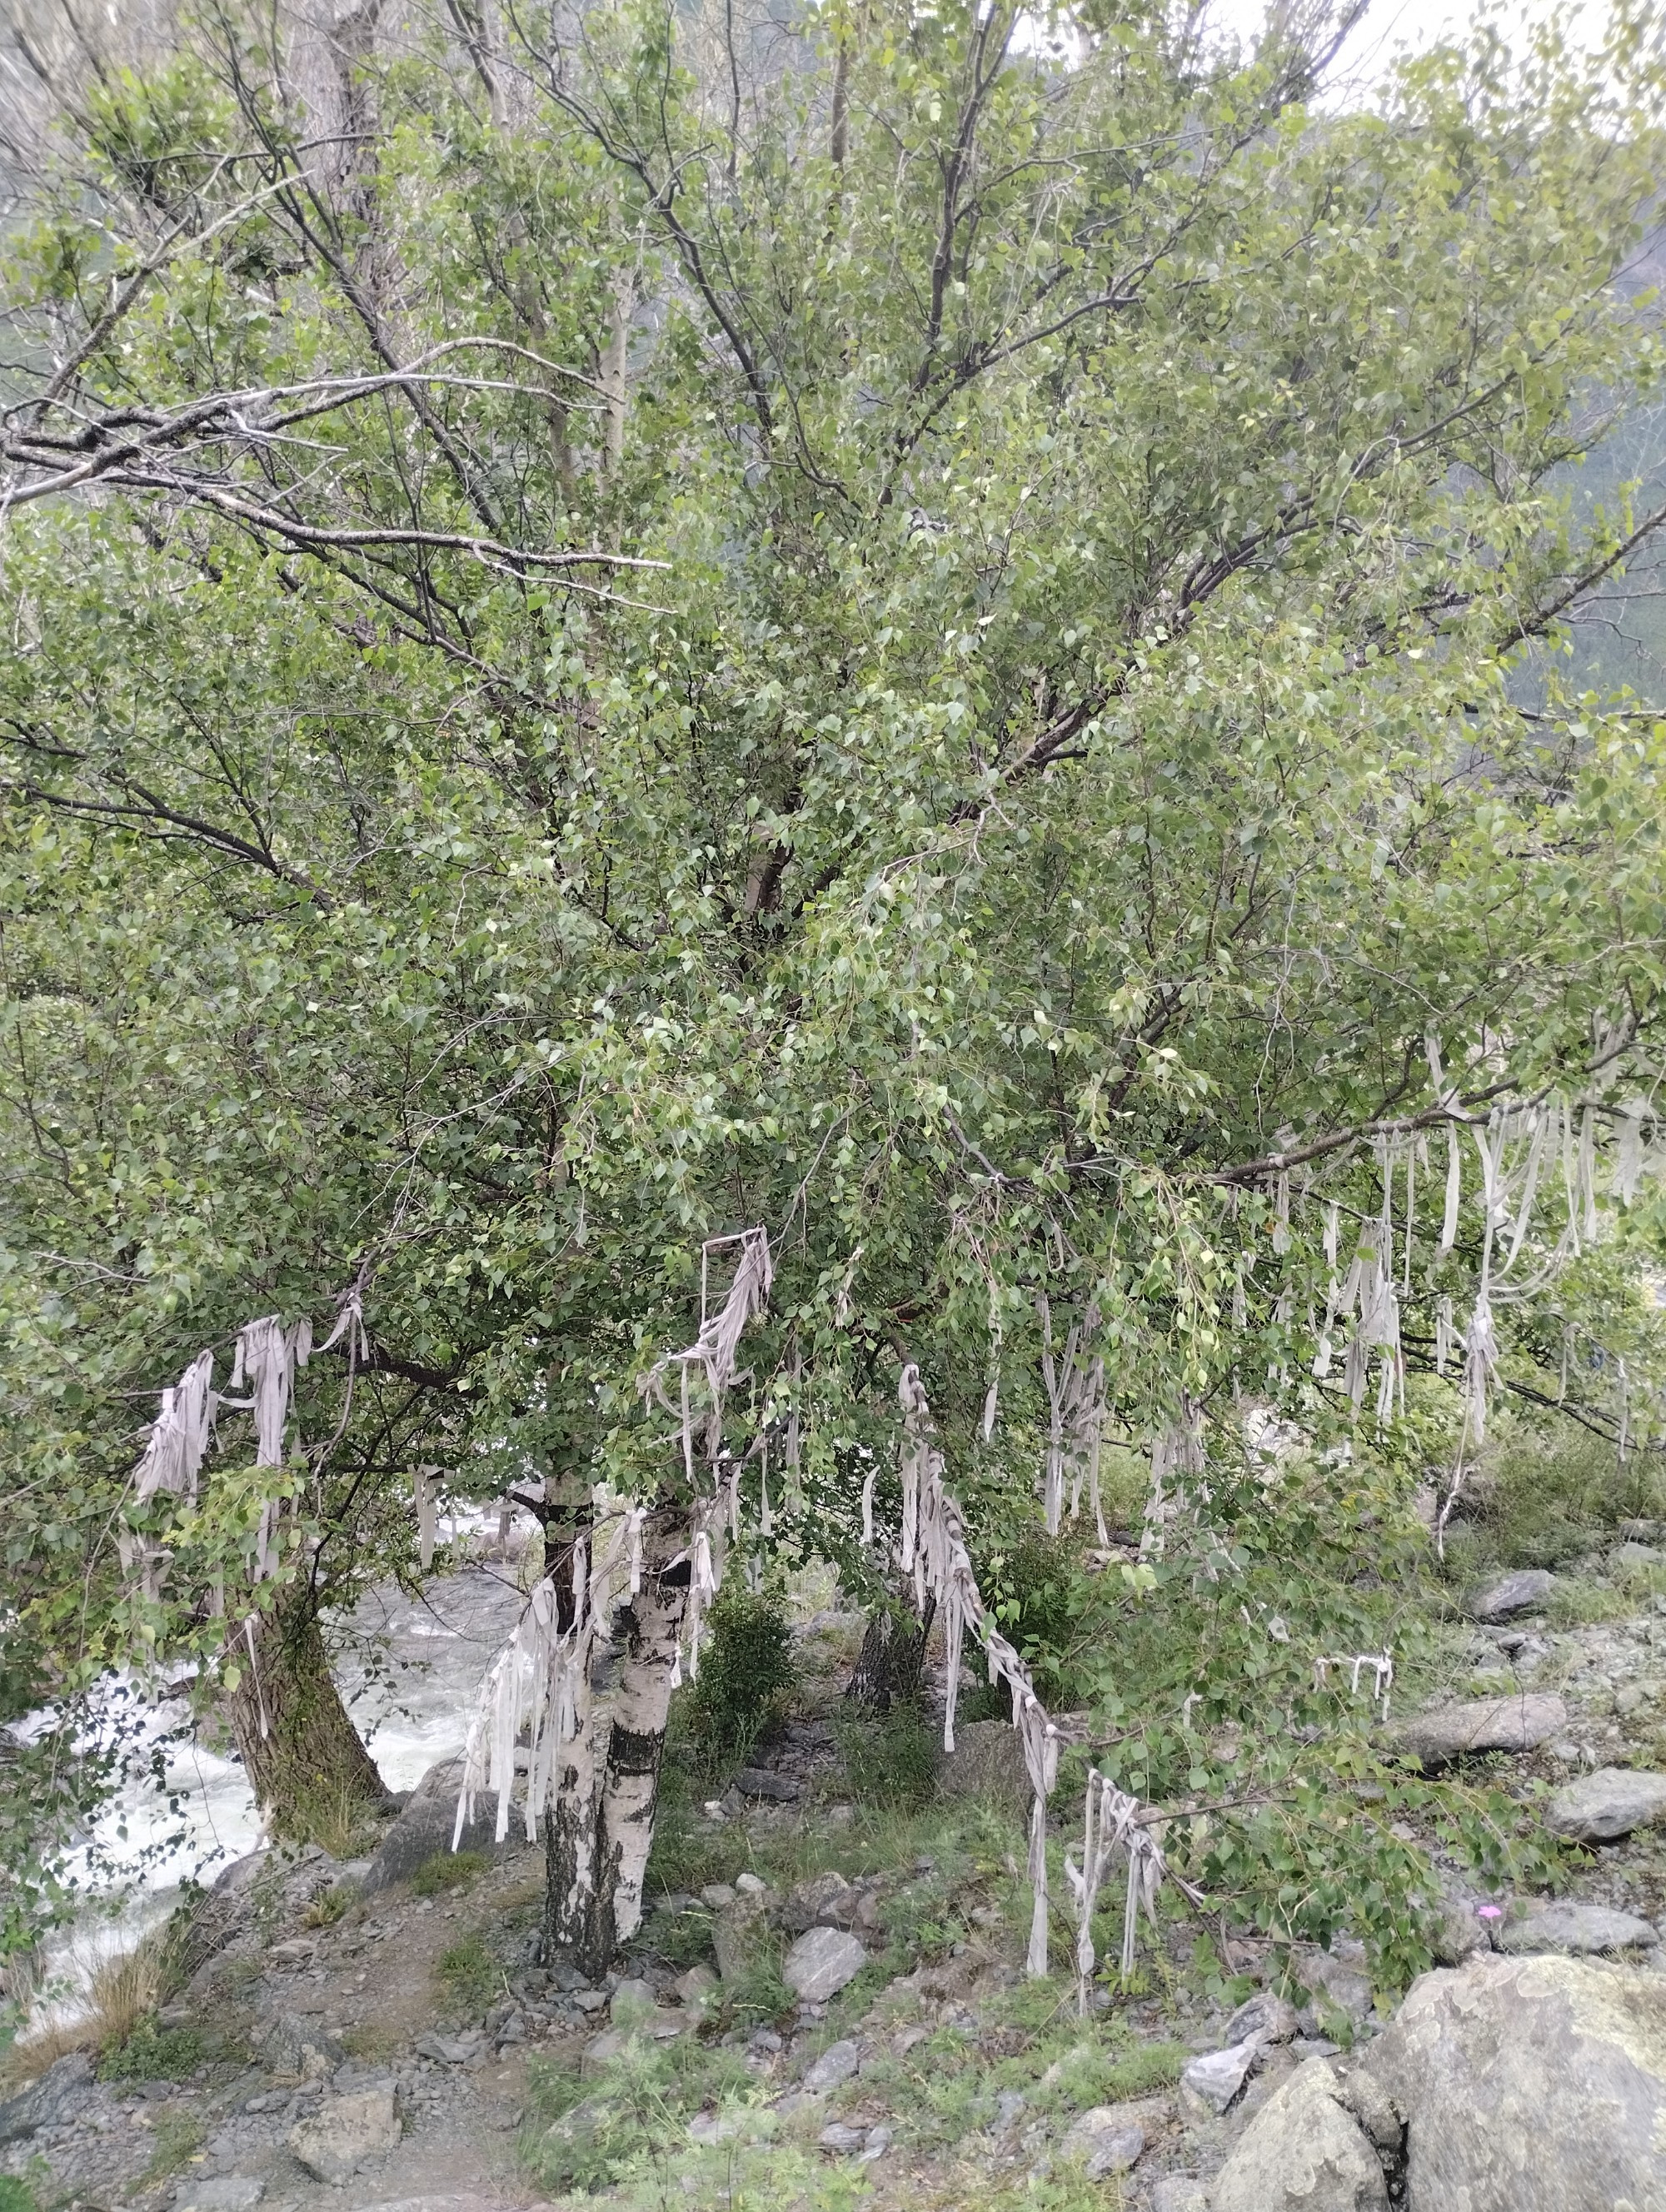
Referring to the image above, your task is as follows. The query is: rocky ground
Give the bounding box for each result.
[5,1539,1666,2212]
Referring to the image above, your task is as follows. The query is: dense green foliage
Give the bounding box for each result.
[2,0,1666,1967]
[687,1586,797,1763]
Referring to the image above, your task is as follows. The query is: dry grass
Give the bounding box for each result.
[1,1924,175,2088]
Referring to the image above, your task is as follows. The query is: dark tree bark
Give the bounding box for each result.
[847,1588,936,1712]
[224,1581,385,1836]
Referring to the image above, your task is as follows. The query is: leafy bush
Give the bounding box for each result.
[412,1850,488,1897]
[99,2014,203,2082]
[0,2180,36,2212]
[835,1703,938,1811]
[687,1586,796,1763]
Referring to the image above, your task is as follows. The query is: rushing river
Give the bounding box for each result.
[25,1516,532,2014]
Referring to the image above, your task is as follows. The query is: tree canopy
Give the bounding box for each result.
[2,0,1666,1967]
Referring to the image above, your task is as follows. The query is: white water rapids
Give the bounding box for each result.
[22,1513,532,2012]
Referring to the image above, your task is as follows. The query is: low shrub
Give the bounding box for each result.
[98,2014,203,2082]
[687,1585,796,1764]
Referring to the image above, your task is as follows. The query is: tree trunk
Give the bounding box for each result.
[594,1549,689,1953]
[225,1582,385,1840]
[541,1528,688,1982]
[847,1589,936,1712]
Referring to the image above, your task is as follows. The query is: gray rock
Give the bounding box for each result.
[1542,1765,1666,1841]
[714,1888,771,1980]
[1179,2035,1261,2115]
[1469,1569,1558,1621]
[362,1756,526,1891]
[1390,1693,1568,1769]
[783,1926,867,2002]
[413,2030,481,2064]
[1330,2063,1402,2155]
[1429,1886,1489,1966]
[674,1964,719,2012]
[1060,2106,1145,2177]
[1614,1678,1665,1718]
[994,2089,1027,2130]
[687,2110,749,2145]
[782,1871,855,1932]
[700,1883,737,1910]
[1363,1952,1666,2210]
[1614,1542,1666,1570]
[733,1767,798,1801]
[0,2051,92,2144]
[1150,2182,1210,2212]
[173,2180,266,2211]
[611,1977,657,2022]
[1225,1992,1301,2045]
[1498,1901,1659,1955]
[935,1718,1027,1816]
[287,2086,401,2185]
[1299,1952,1375,2025]
[1210,2057,1387,2212]
[818,2121,868,2153]
[802,2039,861,2092]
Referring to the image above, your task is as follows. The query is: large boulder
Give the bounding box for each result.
[362,1757,527,1891]
[1210,2059,1387,2212]
[1469,1570,1558,1622]
[1389,1694,1567,1771]
[1542,1766,1666,1843]
[1362,1952,1666,2211]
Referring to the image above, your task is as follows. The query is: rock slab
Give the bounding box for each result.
[1225,1992,1301,2045]
[714,1889,771,1980]
[1210,2057,1387,2212]
[0,2051,92,2145]
[1363,1951,1666,2211]
[1060,2106,1145,2177]
[1499,1901,1659,1955]
[1543,1765,1666,1842]
[802,2039,861,2093]
[362,1756,526,1891]
[783,1926,867,2002]
[287,2086,402,2185]
[1390,1693,1567,1769]
[1469,1569,1558,1621]
[1149,2183,1210,2212]
[173,2180,266,2211]
[1179,2035,1261,2115]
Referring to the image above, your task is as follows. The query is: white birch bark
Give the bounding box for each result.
[596,1552,688,1948]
